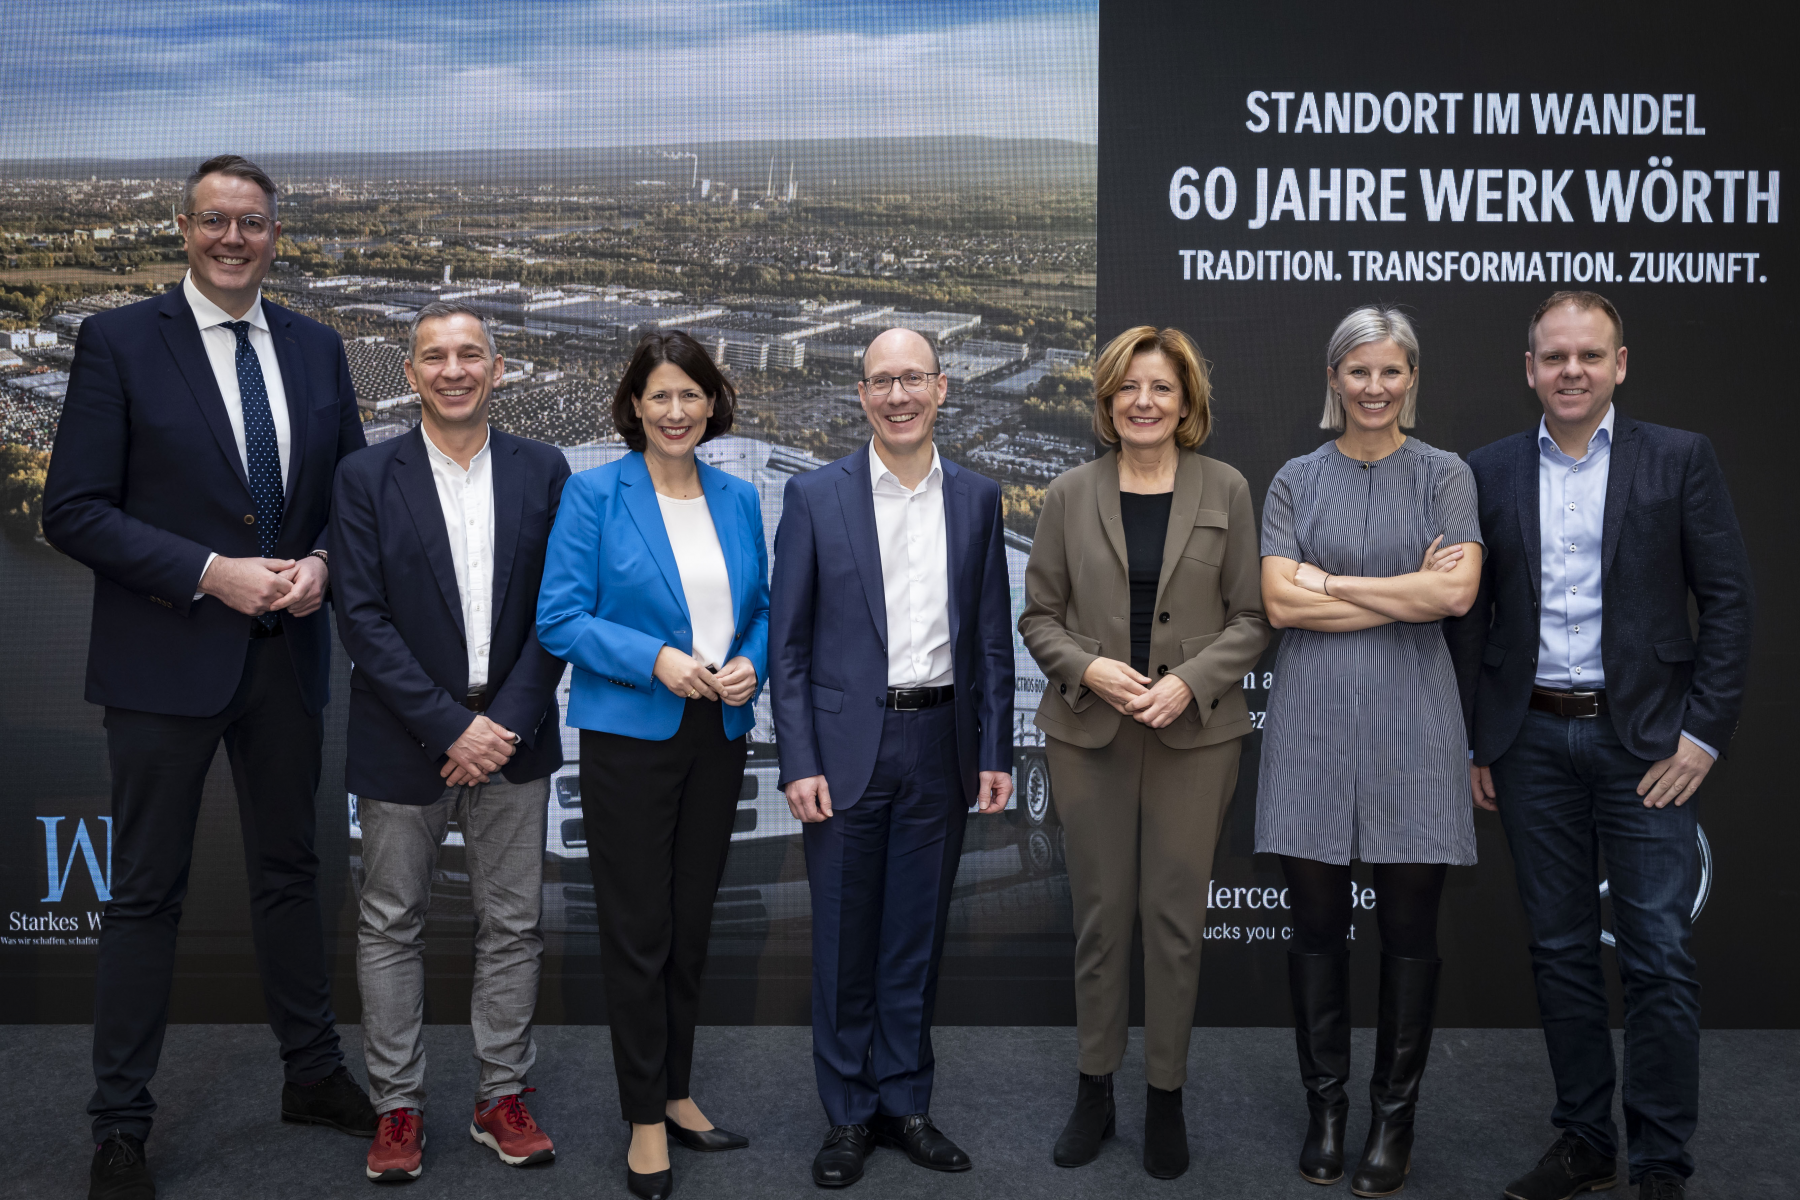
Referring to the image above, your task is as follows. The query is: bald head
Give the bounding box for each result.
[860,326,940,379]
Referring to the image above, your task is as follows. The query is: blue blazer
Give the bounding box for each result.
[769,442,1014,809]
[537,451,769,741]
[331,427,571,804]
[1446,412,1754,764]
[42,285,367,717]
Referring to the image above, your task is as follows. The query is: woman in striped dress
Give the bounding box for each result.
[1257,306,1483,1198]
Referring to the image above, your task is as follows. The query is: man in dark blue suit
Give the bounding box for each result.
[42,155,373,1200]
[1446,292,1752,1200]
[770,327,1014,1188]
[330,301,570,1184]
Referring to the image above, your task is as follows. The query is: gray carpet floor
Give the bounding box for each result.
[3,1025,1791,1199]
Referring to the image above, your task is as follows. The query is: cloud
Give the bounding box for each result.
[0,0,1095,158]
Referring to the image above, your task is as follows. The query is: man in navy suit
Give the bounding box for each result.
[330,301,570,1184]
[770,326,1014,1188]
[1446,292,1752,1200]
[42,155,373,1200]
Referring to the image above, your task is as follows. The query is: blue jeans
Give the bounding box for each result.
[1491,708,1701,1183]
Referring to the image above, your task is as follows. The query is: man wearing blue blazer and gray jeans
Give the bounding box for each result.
[43,155,372,1200]
[1447,292,1753,1200]
[331,301,570,1183]
[770,327,1015,1189]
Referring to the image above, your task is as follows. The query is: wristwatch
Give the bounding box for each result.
[307,549,330,566]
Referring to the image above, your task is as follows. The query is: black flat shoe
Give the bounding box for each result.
[869,1112,971,1172]
[281,1065,378,1138]
[813,1124,873,1188]
[664,1116,748,1152]
[1053,1072,1116,1168]
[627,1165,672,1199]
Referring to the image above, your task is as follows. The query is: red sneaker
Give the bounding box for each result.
[365,1107,424,1183]
[471,1089,556,1166]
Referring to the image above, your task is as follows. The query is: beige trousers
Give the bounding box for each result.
[1046,722,1240,1090]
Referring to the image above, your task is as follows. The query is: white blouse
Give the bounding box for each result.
[656,493,736,671]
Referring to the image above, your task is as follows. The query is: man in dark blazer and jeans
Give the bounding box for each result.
[771,327,1014,1189]
[1447,292,1752,1200]
[43,155,373,1200]
[330,301,570,1184]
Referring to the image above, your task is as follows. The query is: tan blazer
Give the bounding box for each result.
[1019,449,1270,750]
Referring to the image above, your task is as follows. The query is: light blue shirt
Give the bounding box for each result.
[1535,405,1715,760]
[1536,406,1612,690]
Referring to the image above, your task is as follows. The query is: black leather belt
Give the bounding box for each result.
[1530,687,1607,719]
[885,685,954,711]
[248,618,284,639]
[462,689,490,713]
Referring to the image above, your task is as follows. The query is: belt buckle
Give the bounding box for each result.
[890,688,924,712]
[1567,689,1599,718]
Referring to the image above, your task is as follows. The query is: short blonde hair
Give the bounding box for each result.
[1093,326,1213,449]
[1320,306,1419,431]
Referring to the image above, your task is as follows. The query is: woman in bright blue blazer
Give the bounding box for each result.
[537,331,768,1199]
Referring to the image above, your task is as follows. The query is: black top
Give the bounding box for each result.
[1119,490,1173,676]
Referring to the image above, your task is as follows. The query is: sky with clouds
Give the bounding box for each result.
[0,0,1096,159]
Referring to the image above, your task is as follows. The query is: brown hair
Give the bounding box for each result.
[184,154,279,216]
[612,330,737,452]
[1092,326,1213,449]
[1528,290,1624,350]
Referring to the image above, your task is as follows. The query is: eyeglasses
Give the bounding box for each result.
[185,211,273,240]
[860,371,941,396]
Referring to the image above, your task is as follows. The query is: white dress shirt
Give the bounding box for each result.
[423,427,495,692]
[186,271,292,593]
[870,442,953,688]
[656,493,736,670]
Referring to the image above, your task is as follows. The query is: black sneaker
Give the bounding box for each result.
[1637,1172,1685,1200]
[280,1064,378,1137]
[1504,1132,1619,1200]
[90,1130,153,1200]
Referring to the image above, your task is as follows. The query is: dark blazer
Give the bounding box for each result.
[42,285,367,717]
[769,442,1014,808]
[331,426,571,804]
[1019,449,1270,750]
[1446,411,1753,765]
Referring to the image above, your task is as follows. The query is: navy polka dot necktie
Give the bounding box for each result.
[225,320,284,628]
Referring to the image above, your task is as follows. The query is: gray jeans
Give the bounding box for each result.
[356,774,550,1114]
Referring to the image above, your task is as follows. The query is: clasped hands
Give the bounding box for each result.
[443,714,519,787]
[1292,535,1464,598]
[1079,658,1192,729]
[653,646,758,706]
[200,553,327,618]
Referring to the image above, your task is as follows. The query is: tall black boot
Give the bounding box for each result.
[1350,954,1441,1198]
[1290,951,1352,1185]
[1052,1072,1115,1167]
[1142,1084,1188,1179]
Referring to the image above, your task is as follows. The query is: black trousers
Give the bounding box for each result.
[90,636,342,1142]
[580,700,746,1124]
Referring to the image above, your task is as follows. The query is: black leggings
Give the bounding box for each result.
[1280,856,1447,959]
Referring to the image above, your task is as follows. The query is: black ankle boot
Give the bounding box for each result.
[1142,1084,1188,1179]
[1290,951,1352,1185]
[1053,1072,1115,1167]
[1350,954,1441,1198]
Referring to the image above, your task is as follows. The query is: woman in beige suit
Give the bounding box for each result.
[1019,326,1270,1180]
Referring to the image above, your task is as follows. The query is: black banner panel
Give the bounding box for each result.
[1098,2,1795,1024]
